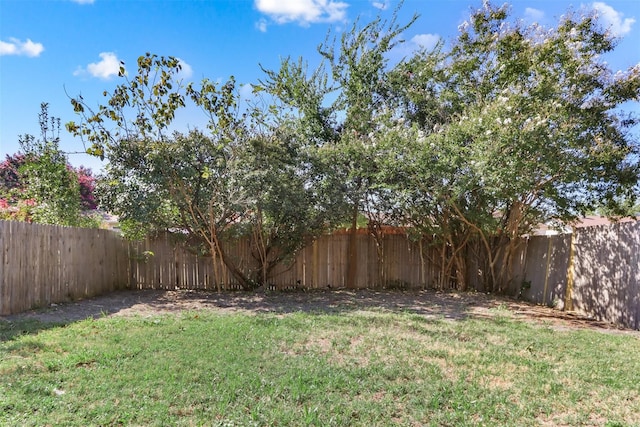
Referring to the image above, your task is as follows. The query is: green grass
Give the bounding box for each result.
[1,308,639,426]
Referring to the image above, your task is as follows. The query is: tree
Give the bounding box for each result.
[260,5,417,287]
[388,2,639,291]
[231,118,343,287]
[0,103,99,226]
[70,54,342,289]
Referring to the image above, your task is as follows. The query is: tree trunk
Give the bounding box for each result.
[346,203,359,289]
[214,237,253,290]
[368,220,385,288]
[209,242,222,292]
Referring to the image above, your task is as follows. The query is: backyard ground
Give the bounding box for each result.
[4,288,638,335]
[3,288,640,426]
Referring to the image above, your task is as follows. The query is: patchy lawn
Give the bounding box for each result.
[1,290,639,426]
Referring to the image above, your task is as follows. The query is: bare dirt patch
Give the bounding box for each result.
[2,288,638,336]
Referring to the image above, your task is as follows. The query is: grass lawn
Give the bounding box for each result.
[1,305,639,426]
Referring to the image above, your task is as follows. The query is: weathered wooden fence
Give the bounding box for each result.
[569,221,640,329]
[2,219,639,328]
[513,221,640,329]
[0,220,130,315]
[129,229,444,291]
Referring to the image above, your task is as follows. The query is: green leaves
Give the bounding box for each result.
[66,2,638,291]
[11,104,99,227]
[386,1,639,290]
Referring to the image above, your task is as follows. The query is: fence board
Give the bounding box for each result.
[518,234,571,308]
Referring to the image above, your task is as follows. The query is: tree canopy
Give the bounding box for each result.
[67,2,639,291]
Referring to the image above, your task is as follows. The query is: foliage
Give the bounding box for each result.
[67,2,639,292]
[238,122,345,285]
[0,152,26,191]
[70,54,342,289]
[0,104,100,227]
[260,5,417,287]
[386,2,640,290]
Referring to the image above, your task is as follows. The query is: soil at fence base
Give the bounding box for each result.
[2,288,638,335]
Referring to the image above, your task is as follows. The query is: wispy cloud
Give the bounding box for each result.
[0,38,44,57]
[411,34,440,51]
[591,2,635,37]
[255,0,348,27]
[70,0,95,4]
[388,33,440,64]
[74,52,122,79]
[239,83,255,100]
[176,58,193,80]
[524,7,545,22]
[74,54,191,82]
[372,0,390,10]
[256,18,268,33]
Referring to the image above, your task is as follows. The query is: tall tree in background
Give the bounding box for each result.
[67,3,639,293]
[69,55,258,288]
[69,54,343,289]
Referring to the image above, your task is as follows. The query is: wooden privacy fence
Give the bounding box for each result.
[130,230,444,291]
[569,221,640,330]
[512,221,640,330]
[0,220,130,315]
[1,219,639,329]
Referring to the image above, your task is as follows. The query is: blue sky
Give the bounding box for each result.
[1,0,638,173]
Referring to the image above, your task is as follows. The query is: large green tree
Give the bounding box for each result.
[69,54,341,289]
[260,5,417,287]
[388,2,639,291]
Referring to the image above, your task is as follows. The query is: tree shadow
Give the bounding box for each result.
[1,288,505,332]
[0,318,66,343]
[4,284,630,344]
[571,221,640,330]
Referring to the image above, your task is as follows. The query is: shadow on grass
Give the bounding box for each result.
[0,290,157,342]
[1,287,502,326]
[3,287,624,340]
[0,318,67,343]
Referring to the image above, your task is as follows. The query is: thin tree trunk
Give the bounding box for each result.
[368,220,385,288]
[346,203,359,289]
[251,210,269,287]
[419,236,426,289]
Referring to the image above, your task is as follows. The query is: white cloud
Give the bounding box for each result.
[256,18,268,32]
[176,58,193,80]
[524,7,544,22]
[592,2,635,37]
[411,33,440,51]
[239,83,255,100]
[0,38,44,57]
[255,0,348,26]
[388,33,441,63]
[75,54,191,81]
[74,52,122,79]
[372,0,389,10]
[70,0,95,4]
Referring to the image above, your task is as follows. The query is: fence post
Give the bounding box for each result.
[542,236,553,305]
[564,232,575,311]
